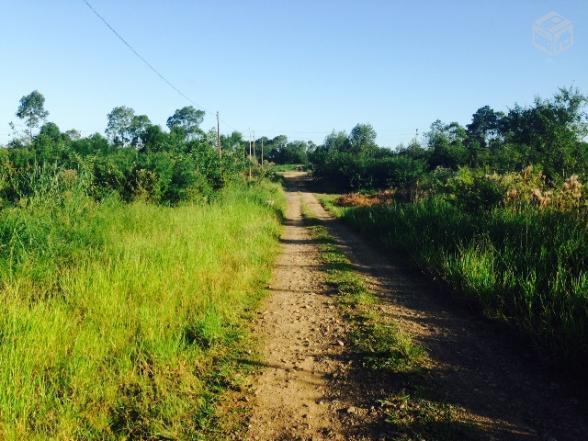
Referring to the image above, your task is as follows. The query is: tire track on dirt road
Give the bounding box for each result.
[244,173,353,440]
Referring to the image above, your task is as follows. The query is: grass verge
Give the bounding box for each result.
[302,206,475,440]
[0,181,285,440]
[317,193,588,373]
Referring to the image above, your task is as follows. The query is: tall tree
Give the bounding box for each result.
[38,122,61,141]
[106,106,135,146]
[16,90,49,138]
[271,135,288,148]
[129,114,152,147]
[466,106,504,148]
[349,123,377,155]
[324,131,351,153]
[500,87,588,179]
[427,120,467,169]
[140,125,169,152]
[65,129,82,140]
[166,106,205,139]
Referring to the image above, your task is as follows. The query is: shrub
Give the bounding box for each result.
[445,168,504,212]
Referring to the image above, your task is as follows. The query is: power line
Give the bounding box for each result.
[82,1,246,138]
[80,1,422,144]
[219,117,239,133]
[81,0,198,107]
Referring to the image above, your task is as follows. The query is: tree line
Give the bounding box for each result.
[2,91,260,205]
[309,87,588,192]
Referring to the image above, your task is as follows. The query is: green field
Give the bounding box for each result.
[0,182,283,440]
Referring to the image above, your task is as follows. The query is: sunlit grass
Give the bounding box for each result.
[0,182,284,440]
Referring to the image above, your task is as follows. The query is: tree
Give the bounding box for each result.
[166,106,205,139]
[427,120,467,169]
[65,129,82,140]
[38,122,61,141]
[466,106,504,148]
[129,114,152,147]
[223,131,245,151]
[499,87,588,179]
[106,106,135,146]
[16,90,49,138]
[140,125,168,152]
[349,123,377,155]
[324,131,351,153]
[271,135,288,148]
[270,141,308,164]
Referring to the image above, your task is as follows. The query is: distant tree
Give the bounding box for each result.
[255,136,270,161]
[324,131,351,153]
[270,141,308,164]
[499,87,588,179]
[38,122,61,141]
[466,106,504,148]
[427,120,468,169]
[64,129,82,140]
[223,131,245,151]
[106,106,135,146]
[349,123,377,155]
[166,106,205,139]
[401,140,428,159]
[271,135,288,148]
[140,125,168,152]
[129,114,151,147]
[69,132,109,155]
[16,90,49,138]
[257,136,270,147]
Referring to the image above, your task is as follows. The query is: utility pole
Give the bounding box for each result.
[252,131,256,166]
[216,111,221,157]
[248,129,252,181]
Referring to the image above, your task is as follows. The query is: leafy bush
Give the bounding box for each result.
[313,152,426,191]
[0,133,248,205]
[444,168,504,212]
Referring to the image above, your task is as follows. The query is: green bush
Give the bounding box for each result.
[445,168,504,212]
[312,151,426,191]
[0,134,248,205]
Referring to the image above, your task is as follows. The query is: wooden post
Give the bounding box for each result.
[248,129,252,181]
[216,111,221,157]
[252,131,256,166]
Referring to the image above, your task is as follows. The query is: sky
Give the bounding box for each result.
[0,0,586,147]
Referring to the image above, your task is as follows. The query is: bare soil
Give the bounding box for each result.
[233,172,588,440]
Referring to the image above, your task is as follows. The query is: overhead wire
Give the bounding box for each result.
[82,0,421,145]
[81,0,199,108]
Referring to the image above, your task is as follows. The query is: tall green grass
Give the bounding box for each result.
[0,182,284,440]
[322,196,588,369]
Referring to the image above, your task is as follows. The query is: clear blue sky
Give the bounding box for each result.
[0,0,586,147]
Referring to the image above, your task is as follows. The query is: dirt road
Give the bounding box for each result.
[241,172,588,440]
